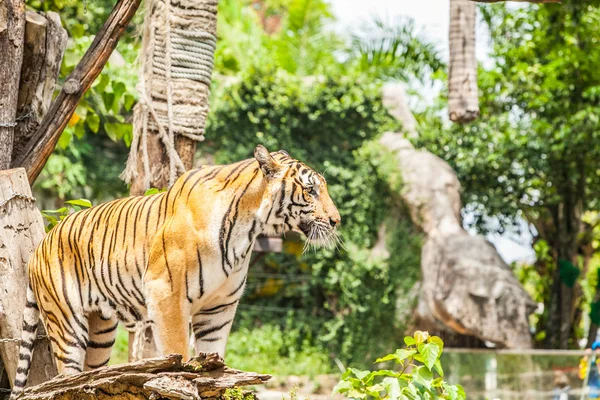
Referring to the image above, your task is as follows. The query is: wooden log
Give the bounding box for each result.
[13,11,67,164]
[0,0,26,169]
[448,0,479,123]
[0,168,57,388]
[11,0,143,184]
[19,353,270,400]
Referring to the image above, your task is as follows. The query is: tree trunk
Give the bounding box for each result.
[129,136,196,195]
[13,11,67,164]
[448,0,479,123]
[0,0,26,169]
[126,0,218,194]
[0,168,57,388]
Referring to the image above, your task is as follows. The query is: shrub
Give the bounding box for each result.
[334,331,466,400]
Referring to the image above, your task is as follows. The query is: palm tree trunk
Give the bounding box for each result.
[448,0,479,123]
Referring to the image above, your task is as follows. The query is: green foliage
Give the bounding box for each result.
[215,0,341,76]
[27,0,138,201]
[416,1,600,234]
[226,325,332,376]
[206,69,423,366]
[415,1,600,345]
[41,198,92,231]
[222,388,255,400]
[347,17,443,82]
[334,332,465,400]
[109,326,130,366]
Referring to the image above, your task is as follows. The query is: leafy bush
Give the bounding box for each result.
[205,69,423,367]
[334,331,466,400]
[226,325,332,377]
[41,199,92,231]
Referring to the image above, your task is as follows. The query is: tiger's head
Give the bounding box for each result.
[254,145,341,248]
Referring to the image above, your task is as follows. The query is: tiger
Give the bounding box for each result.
[10,145,340,398]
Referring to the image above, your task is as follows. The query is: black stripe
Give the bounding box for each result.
[25,300,38,310]
[86,358,110,369]
[228,276,247,297]
[22,321,37,333]
[200,337,221,342]
[94,322,118,335]
[186,167,223,201]
[195,299,239,315]
[197,248,204,298]
[88,339,115,349]
[185,271,192,303]
[161,231,174,290]
[194,319,232,339]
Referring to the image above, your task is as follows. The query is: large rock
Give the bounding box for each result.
[380,83,535,348]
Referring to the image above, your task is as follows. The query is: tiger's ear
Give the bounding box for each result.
[254,145,281,178]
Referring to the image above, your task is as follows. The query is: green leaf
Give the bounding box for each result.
[433,359,444,377]
[57,129,73,149]
[404,336,416,346]
[333,380,353,394]
[144,188,165,196]
[124,94,136,111]
[370,370,400,378]
[417,365,433,381]
[70,23,85,38]
[43,207,69,214]
[382,377,402,400]
[376,349,416,364]
[104,123,131,143]
[349,368,371,380]
[65,199,92,208]
[103,92,115,112]
[414,331,429,345]
[86,112,100,133]
[418,343,440,371]
[428,336,444,353]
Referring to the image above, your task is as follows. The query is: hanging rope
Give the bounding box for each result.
[121,0,217,188]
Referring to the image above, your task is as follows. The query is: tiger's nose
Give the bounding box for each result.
[329,217,340,228]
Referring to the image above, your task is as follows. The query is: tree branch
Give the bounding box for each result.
[11,0,142,184]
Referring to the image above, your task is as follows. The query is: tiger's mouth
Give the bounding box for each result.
[298,221,312,236]
[298,219,341,252]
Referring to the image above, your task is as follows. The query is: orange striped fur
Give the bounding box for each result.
[10,146,340,398]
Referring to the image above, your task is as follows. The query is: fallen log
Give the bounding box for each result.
[19,353,270,400]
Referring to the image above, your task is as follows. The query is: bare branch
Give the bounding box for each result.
[11,0,142,184]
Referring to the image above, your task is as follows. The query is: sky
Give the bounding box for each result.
[328,0,536,264]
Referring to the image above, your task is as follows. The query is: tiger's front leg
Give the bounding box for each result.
[146,278,191,358]
[191,301,239,357]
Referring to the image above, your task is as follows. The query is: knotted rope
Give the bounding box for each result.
[121,0,217,188]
